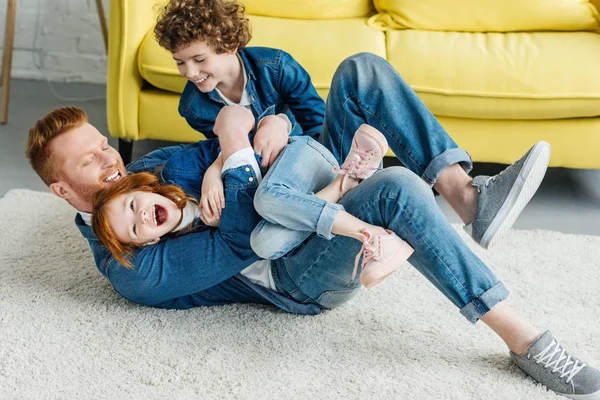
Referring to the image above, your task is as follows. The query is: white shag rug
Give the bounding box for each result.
[1,189,598,400]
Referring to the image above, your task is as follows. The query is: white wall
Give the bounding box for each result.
[0,0,109,83]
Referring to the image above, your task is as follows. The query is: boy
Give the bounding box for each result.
[154,0,326,218]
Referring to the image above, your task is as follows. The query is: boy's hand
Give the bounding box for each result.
[254,115,290,168]
[200,165,225,219]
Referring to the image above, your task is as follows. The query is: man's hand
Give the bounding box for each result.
[214,105,254,161]
[254,115,290,168]
[200,162,225,219]
[213,105,254,139]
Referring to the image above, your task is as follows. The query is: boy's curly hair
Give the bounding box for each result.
[154,0,251,54]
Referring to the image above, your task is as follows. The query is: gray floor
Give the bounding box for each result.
[2,79,599,235]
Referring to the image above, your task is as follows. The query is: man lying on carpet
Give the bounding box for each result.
[25,54,600,399]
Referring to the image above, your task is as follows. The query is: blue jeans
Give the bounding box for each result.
[320,52,472,186]
[251,53,508,323]
[251,137,508,323]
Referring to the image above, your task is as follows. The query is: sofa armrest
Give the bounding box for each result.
[107,0,167,141]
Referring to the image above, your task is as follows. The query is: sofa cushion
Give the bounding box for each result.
[139,15,386,94]
[386,30,600,120]
[370,0,600,31]
[242,0,373,19]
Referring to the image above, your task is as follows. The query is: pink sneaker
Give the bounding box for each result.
[333,124,389,191]
[350,229,414,288]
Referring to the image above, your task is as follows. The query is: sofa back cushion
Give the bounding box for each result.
[385,30,600,120]
[370,0,600,31]
[242,0,373,19]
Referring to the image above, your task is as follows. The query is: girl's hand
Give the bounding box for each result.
[200,168,225,219]
[199,205,221,227]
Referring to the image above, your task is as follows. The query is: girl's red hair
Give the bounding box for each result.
[91,172,191,268]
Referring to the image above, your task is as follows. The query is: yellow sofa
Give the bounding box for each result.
[107,0,600,167]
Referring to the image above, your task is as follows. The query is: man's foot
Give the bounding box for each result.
[333,124,388,194]
[465,141,551,249]
[511,331,600,399]
[350,229,414,288]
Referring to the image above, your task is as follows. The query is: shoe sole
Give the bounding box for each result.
[480,141,551,249]
[562,390,600,399]
[356,124,389,156]
[361,242,414,288]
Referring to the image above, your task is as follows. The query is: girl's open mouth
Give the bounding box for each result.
[153,204,167,226]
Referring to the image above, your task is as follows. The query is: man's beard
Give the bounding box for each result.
[64,178,104,210]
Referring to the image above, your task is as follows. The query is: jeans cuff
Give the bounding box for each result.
[316,202,344,240]
[459,281,509,324]
[422,148,473,187]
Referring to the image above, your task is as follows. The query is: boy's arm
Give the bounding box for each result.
[277,51,326,139]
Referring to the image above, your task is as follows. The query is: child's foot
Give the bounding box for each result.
[464,141,551,249]
[510,331,600,399]
[350,229,413,288]
[333,124,389,194]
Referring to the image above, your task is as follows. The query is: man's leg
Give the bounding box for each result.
[320,53,551,249]
[272,167,600,398]
[274,167,508,322]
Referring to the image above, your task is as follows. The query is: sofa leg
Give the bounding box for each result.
[119,138,133,166]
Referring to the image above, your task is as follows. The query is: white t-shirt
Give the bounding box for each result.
[214,55,252,107]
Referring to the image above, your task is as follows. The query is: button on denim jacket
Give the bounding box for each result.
[75,141,320,315]
[178,47,325,139]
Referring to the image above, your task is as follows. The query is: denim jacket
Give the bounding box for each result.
[179,47,325,139]
[75,141,320,315]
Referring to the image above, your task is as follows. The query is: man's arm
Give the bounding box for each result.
[253,114,291,168]
[126,144,189,174]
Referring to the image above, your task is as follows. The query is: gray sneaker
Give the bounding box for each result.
[511,331,600,399]
[465,141,551,249]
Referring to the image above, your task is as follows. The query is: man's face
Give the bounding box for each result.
[172,40,237,94]
[48,123,127,212]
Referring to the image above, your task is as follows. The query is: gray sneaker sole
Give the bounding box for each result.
[480,141,551,248]
[564,391,600,399]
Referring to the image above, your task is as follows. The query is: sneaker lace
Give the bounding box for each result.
[532,339,587,384]
[333,149,380,187]
[478,163,514,193]
[349,230,380,282]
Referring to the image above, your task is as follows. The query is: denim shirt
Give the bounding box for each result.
[179,47,325,139]
[75,141,320,315]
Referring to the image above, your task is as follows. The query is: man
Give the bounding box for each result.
[25,54,600,399]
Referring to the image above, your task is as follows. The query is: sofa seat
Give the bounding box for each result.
[386,30,600,120]
[139,15,387,99]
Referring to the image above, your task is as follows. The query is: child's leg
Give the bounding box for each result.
[250,136,341,259]
[251,134,412,287]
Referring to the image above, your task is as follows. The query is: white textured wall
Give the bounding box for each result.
[0,0,109,83]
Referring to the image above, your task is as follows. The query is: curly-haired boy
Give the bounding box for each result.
[155,0,325,218]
